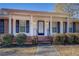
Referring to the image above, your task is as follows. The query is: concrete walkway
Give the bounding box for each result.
[35,45,59,56]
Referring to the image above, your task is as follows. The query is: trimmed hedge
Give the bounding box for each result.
[0,33,79,46]
[16,33,27,46]
[53,33,79,44]
[53,34,65,44]
[2,34,14,46]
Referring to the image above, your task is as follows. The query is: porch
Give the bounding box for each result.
[0,17,79,36]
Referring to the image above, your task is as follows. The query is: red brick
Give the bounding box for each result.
[4,19,9,33]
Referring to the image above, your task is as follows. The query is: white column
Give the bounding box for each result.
[67,19,69,33]
[13,19,16,35]
[50,16,52,36]
[45,20,49,36]
[60,21,63,33]
[9,15,11,34]
[30,15,33,36]
[45,20,46,36]
[33,21,37,36]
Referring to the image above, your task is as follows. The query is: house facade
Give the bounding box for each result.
[0,8,79,36]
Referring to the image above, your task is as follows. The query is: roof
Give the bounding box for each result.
[1,8,69,15]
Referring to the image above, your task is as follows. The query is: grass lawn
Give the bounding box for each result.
[0,45,79,56]
[0,47,37,56]
[55,45,79,56]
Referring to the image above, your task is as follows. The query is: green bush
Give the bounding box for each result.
[64,34,72,44]
[66,34,79,44]
[53,33,79,45]
[73,34,79,44]
[54,34,65,44]
[2,34,13,46]
[16,33,27,46]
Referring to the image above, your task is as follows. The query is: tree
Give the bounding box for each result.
[63,3,79,18]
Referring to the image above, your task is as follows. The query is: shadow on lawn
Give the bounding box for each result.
[0,43,52,48]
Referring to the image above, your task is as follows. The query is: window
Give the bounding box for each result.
[19,20,25,32]
[52,22,57,33]
[26,20,29,33]
[16,20,30,33]
[52,27,57,32]
[0,19,4,33]
[69,27,73,32]
[69,23,73,32]
[16,20,19,33]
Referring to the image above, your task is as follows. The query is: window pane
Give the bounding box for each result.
[52,22,57,33]
[20,26,25,32]
[69,23,73,32]
[52,27,57,32]
[69,28,73,32]
[19,20,25,32]
[26,20,29,33]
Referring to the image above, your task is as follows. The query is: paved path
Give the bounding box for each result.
[35,45,59,56]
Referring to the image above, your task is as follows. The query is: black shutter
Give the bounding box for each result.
[26,20,29,33]
[0,19,4,33]
[73,22,76,33]
[64,22,67,33]
[57,22,60,33]
[16,20,19,33]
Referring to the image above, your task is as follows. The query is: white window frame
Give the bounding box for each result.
[19,20,26,33]
[52,22,57,33]
[69,23,73,32]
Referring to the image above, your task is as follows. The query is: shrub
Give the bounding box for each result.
[53,33,79,45]
[0,35,3,45]
[64,34,74,44]
[73,34,79,44]
[2,34,14,46]
[54,34,65,44]
[16,33,27,46]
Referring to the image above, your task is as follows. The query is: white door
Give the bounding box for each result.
[37,21,44,35]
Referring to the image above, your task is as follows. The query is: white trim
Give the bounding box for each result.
[9,15,11,34]
[45,20,50,36]
[60,21,63,33]
[13,19,16,35]
[19,20,26,32]
[52,22,58,33]
[50,16,52,36]
[67,18,69,33]
[25,20,26,33]
[30,15,33,36]
[13,18,30,36]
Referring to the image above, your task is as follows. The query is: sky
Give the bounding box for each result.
[0,3,55,12]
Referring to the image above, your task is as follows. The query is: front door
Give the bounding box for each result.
[37,21,44,35]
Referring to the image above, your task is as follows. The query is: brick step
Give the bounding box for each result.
[37,36,50,42]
